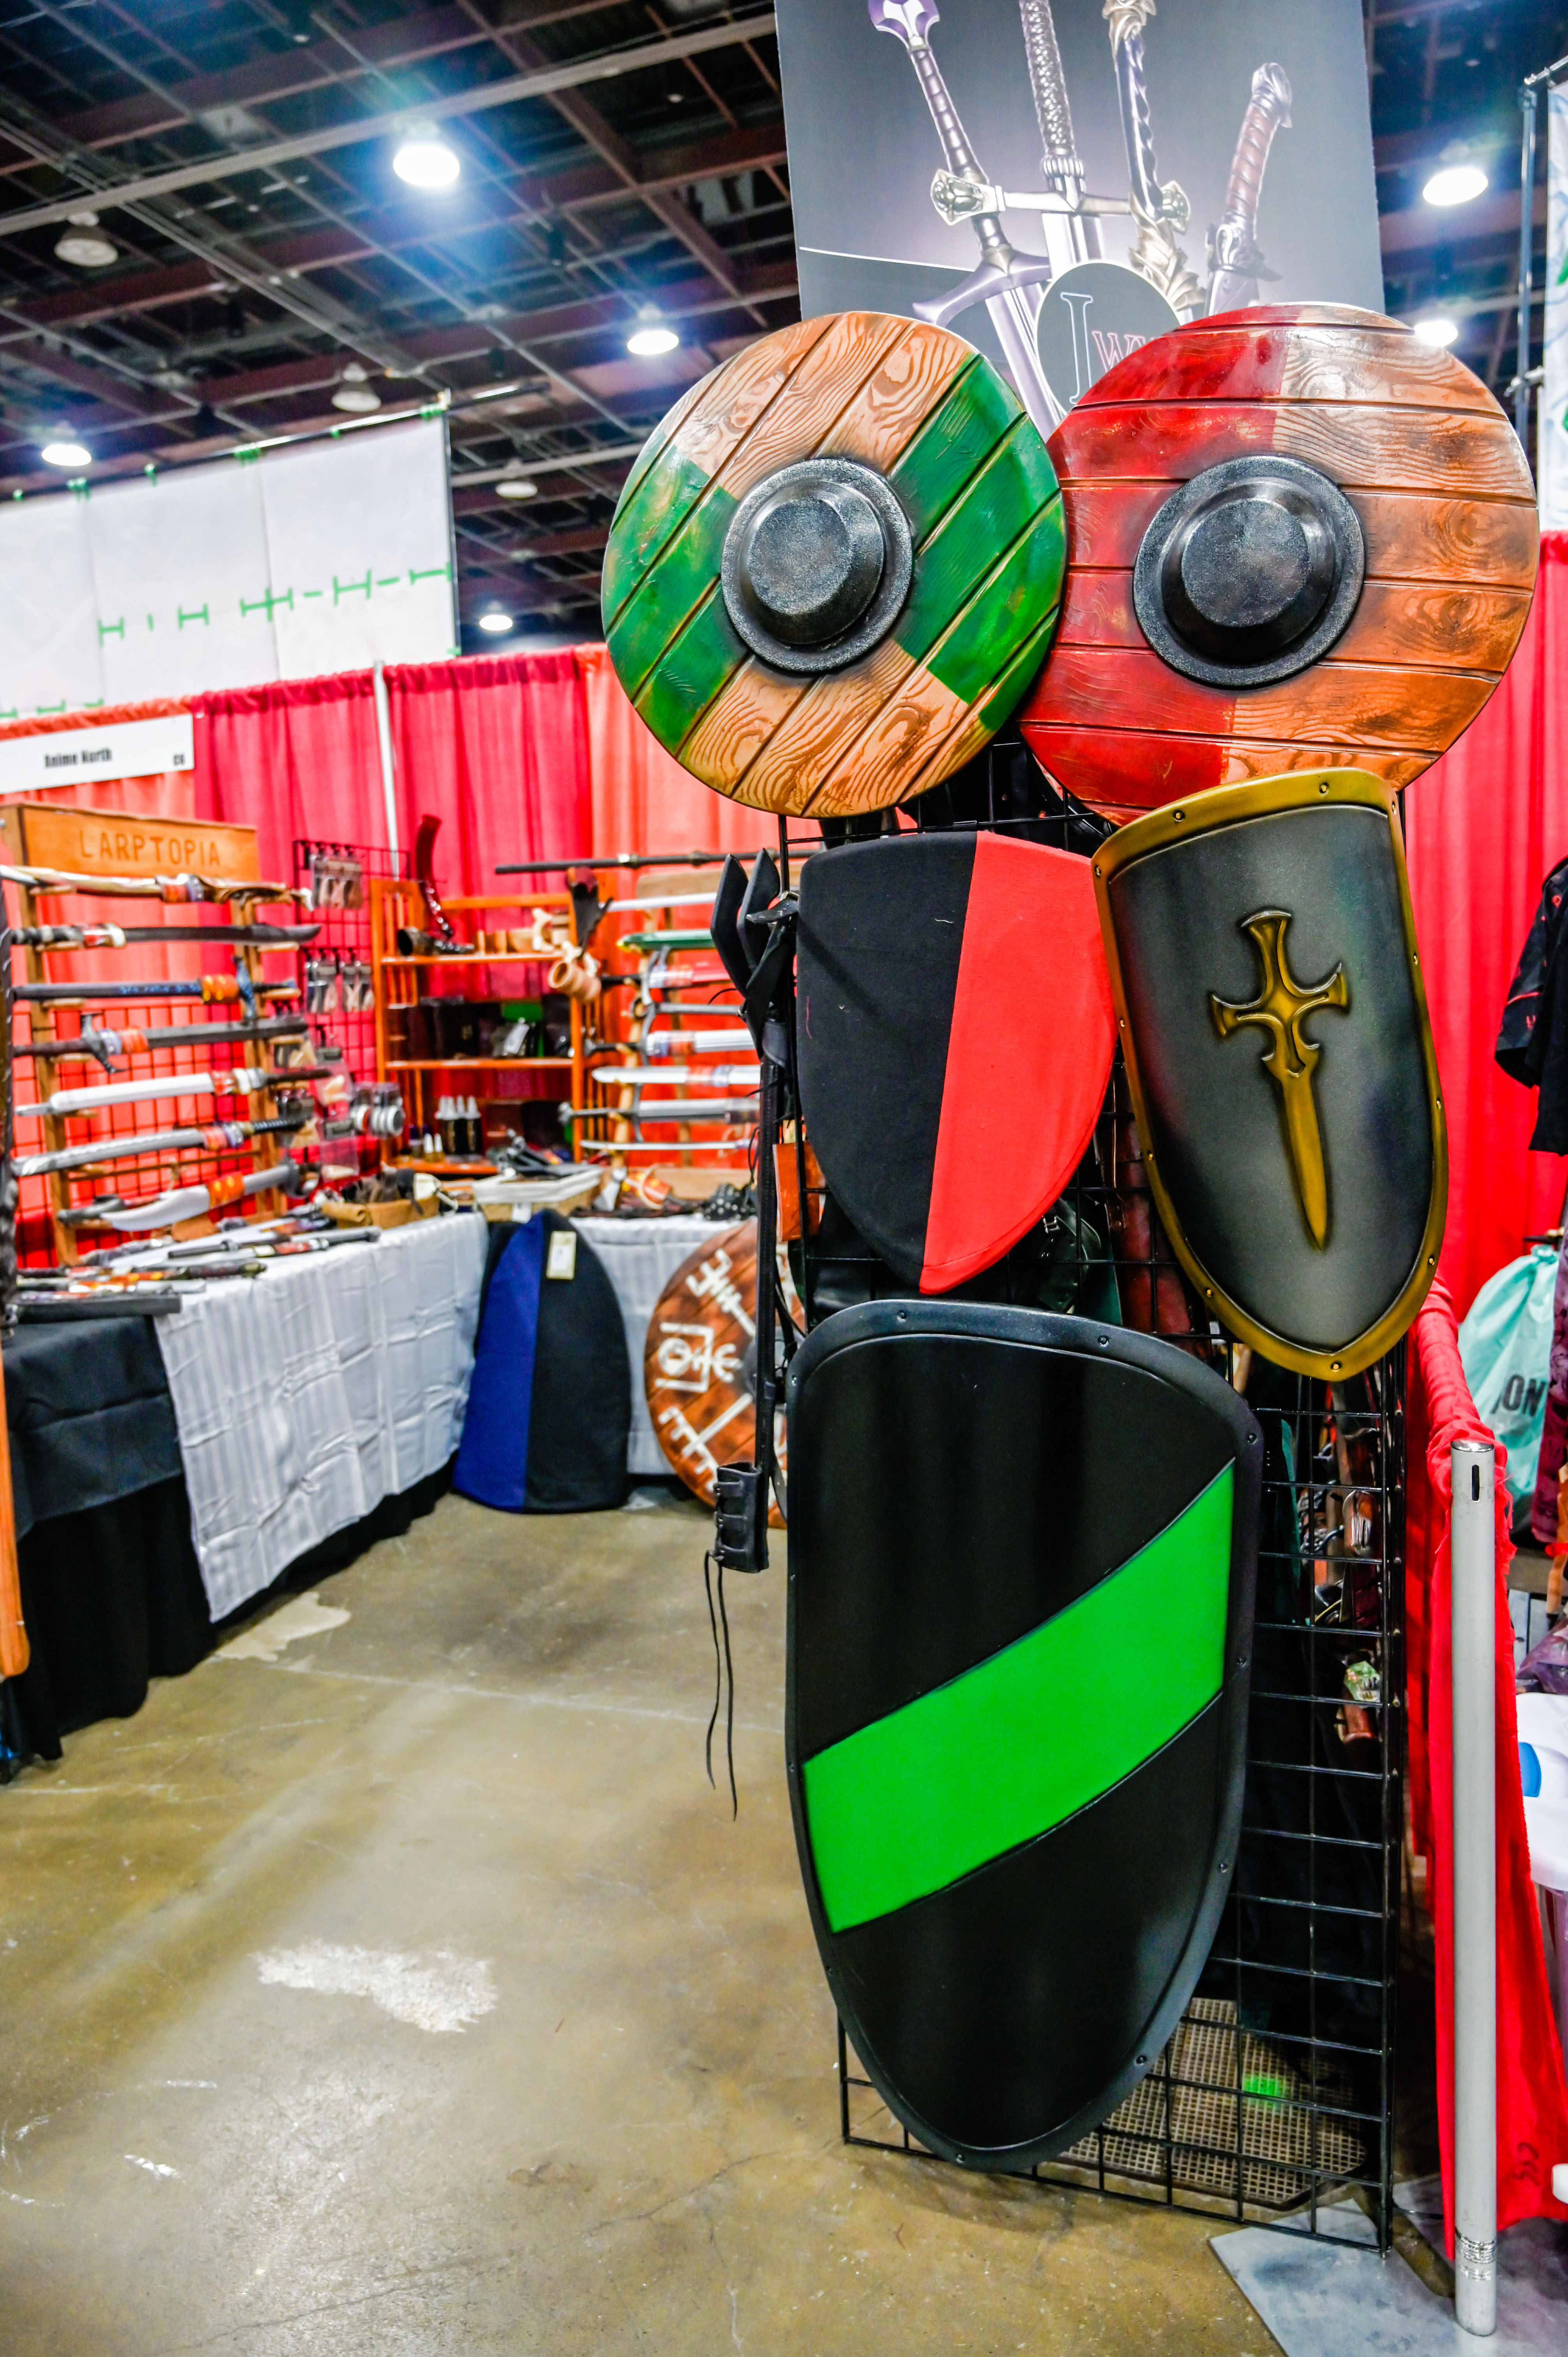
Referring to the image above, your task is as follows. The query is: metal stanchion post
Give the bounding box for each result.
[1451,1438,1497,2336]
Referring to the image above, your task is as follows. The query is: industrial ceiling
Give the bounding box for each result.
[0,3,1557,650]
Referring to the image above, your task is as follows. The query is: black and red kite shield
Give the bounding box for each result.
[786,1300,1261,2168]
[795,832,1115,1292]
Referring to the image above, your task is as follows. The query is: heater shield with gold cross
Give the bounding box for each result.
[1092,771,1446,1380]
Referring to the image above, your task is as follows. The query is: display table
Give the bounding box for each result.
[572,1216,724,1475]
[0,1217,486,1769]
[5,1312,182,1539]
[155,1213,487,1618]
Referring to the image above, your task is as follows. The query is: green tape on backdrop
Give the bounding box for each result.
[801,1466,1234,1932]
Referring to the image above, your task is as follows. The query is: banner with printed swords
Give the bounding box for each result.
[775,0,1381,419]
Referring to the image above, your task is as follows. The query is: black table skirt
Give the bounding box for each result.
[0,1312,452,1774]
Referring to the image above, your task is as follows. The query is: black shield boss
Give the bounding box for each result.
[786,1301,1261,2170]
[1093,770,1446,1379]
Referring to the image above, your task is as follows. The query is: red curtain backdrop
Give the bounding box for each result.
[1406,533,1568,1322]
[192,671,383,887]
[575,643,778,862]
[385,651,590,894]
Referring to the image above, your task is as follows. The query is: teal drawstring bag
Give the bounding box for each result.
[1457,1244,1560,1505]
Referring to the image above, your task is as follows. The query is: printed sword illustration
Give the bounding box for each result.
[1208,63,1293,314]
[869,0,1061,435]
[1210,910,1349,1251]
[1102,0,1204,315]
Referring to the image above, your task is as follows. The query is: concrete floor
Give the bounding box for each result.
[0,1488,1284,2355]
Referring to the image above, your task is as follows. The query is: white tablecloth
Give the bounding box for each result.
[572,1216,722,1476]
[156,1213,488,1618]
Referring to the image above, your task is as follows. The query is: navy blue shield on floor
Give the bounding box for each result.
[785,1300,1261,2170]
[454,1212,630,1514]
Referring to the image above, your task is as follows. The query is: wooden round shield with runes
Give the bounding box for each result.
[602,314,1066,819]
[645,1221,786,1516]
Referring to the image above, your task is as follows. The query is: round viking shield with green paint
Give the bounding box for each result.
[786,1301,1261,2169]
[600,314,1065,818]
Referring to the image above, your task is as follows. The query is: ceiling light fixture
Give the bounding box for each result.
[332,360,381,413]
[54,210,117,269]
[478,608,514,633]
[627,305,679,358]
[1411,315,1460,348]
[40,437,91,468]
[393,124,461,191]
[1423,162,1487,208]
[496,466,538,500]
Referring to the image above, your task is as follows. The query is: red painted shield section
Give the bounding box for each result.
[920,834,1115,1293]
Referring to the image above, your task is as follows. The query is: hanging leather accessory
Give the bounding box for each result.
[1019,303,1538,825]
[1093,767,1445,1379]
[794,830,1114,1292]
[601,314,1065,818]
[786,1298,1260,2169]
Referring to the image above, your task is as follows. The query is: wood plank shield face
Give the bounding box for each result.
[1019,305,1538,825]
[602,315,1067,817]
[786,1301,1261,2170]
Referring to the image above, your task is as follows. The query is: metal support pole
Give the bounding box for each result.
[1518,87,1539,454]
[1451,1438,1497,2337]
[372,660,399,861]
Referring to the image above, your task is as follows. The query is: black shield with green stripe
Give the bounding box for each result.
[785,1301,1261,2170]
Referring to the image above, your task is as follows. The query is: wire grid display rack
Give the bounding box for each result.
[293,838,408,1090]
[803,736,1406,2252]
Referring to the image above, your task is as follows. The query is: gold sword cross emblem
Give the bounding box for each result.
[1210,910,1350,1250]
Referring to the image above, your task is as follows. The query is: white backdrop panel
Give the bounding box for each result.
[0,496,101,718]
[0,416,455,717]
[263,422,457,675]
[89,459,270,702]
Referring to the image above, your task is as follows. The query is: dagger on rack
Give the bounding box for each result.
[1208,63,1292,315]
[1103,0,1204,316]
[869,0,1061,437]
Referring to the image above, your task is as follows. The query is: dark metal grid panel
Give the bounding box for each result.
[9,928,311,1267]
[294,834,407,1178]
[797,772,1404,2255]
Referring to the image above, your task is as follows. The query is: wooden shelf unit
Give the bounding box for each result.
[369,881,587,1155]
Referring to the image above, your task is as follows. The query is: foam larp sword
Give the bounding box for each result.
[17,922,320,948]
[1208,63,1292,314]
[15,1113,307,1180]
[0,862,298,905]
[869,0,1060,436]
[59,1157,304,1232]
[13,1013,308,1072]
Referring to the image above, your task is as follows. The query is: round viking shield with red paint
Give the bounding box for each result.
[1019,304,1538,825]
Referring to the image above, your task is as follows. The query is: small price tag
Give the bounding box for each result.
[545,1228,578,1281]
